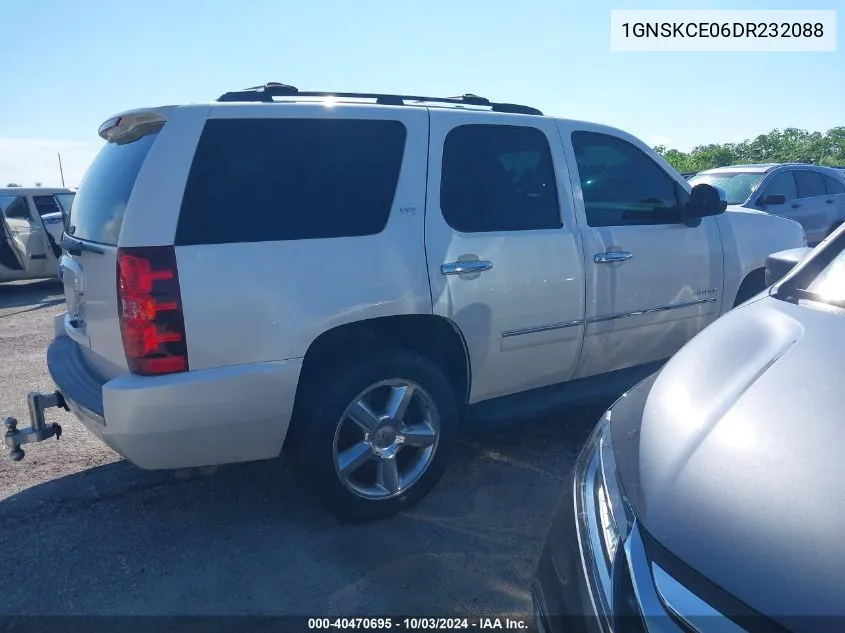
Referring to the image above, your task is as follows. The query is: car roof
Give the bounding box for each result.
[0,187,75,195]
[698,163,845,176]
[698,164,780,174]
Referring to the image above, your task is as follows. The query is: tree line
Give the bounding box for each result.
[655,127,845,175]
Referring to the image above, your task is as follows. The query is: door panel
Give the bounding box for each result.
[425,111,586,404]
[793,169,834,245]
[822,173,845,236]
[559,123,724,379]
[577,221,723,378]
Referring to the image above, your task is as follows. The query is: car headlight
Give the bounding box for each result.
[576,409,635,615]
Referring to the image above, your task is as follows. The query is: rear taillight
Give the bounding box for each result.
[117,246,189,376]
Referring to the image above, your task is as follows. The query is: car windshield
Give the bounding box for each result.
[689,172,765,205]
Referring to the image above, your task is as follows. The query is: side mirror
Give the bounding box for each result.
[759,194,786,207]
[765,247,814,286]
[685,183,727,220]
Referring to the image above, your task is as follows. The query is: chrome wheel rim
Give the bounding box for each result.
[332,379,440,500]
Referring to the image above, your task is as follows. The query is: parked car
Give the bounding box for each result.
[690,163,845,246]
[0,187,74,283]
[2,84,805,521]
[532,223,845,633]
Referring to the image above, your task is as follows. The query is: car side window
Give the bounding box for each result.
[0,195,31,220]
[177,119,407,245]
[33,195,61,217]
[440,124,562,233]
[794,170,826,198]
[823,174,845,195]
[761,171,797,201]
[571,131,681,227]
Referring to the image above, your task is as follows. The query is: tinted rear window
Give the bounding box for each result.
[69,133,158,245]
[176,118,407,245]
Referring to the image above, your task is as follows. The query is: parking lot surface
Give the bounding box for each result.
[0,279,600,620]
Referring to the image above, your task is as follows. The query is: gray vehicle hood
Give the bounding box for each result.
[615,294,845,626]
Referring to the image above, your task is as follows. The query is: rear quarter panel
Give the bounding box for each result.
[176,104,432,370]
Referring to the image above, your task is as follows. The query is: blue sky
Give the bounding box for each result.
[1,0,842,186]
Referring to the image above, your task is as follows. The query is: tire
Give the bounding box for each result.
[733,268,767,308]
[292,349,459,522]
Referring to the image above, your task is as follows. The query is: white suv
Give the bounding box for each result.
[4,84,806,521]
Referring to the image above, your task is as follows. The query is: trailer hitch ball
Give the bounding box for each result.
[4,417,25,461]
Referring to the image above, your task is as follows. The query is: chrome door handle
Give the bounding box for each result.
[594,251,633,264]
[441,260,493,275]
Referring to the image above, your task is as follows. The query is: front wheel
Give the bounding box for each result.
[293,350,459,522]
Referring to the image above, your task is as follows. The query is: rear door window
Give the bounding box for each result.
[823,174,845,195]
[176,118,407,245]
[69,133,159,245]
[439,124,562,233]
[794,170,827,199]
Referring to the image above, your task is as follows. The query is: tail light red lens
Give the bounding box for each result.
[117,246,189,376]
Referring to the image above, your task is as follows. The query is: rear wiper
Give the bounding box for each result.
[62,233,105,256]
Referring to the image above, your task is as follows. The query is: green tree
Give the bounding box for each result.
[6,182,21,187]
[655,127,845,173]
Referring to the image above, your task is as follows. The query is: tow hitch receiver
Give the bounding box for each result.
[3,391,68,461]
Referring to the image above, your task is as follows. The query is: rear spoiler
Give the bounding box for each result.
[98,107,172,144]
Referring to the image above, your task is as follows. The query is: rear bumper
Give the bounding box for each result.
[47,333,303,469]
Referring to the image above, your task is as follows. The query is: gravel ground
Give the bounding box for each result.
[0,278,601,626]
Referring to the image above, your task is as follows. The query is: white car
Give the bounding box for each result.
[3,84,806,521]
[0,187,74,283]
[691,163,845,246]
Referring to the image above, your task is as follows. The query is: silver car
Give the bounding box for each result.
[691,164,845,246]
[532,223,845,632]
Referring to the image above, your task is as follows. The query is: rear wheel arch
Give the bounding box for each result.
[295,314,472,408]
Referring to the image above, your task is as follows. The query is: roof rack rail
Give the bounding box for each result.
[216,83,543,116]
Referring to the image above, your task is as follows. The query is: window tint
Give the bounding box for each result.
[177,119,406,245]
[761,171,797,201]
[33,195,61,216]
[572,132,681,227]
[823,174,845,195]
[794,170,826,198]
[0,195,31,220]
[70,132,159,245]
[440,125,561,233]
